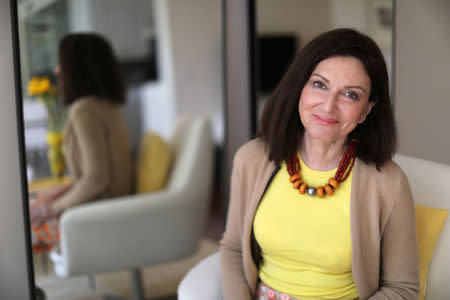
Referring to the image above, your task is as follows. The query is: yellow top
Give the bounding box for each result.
[253,155,358,300]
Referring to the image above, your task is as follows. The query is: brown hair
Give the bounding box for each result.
[256,28,397,169]
[58,33,125,105]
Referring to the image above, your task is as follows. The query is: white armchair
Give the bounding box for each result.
[178,154,450,300]
[50,116,214,299]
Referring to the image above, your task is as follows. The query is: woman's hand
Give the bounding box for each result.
[29,184,72,226]
[30,196,55,226]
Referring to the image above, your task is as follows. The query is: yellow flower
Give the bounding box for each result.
[28,76,65,133]
[28,77,55,96]
[28,77,41,96]
[38,78,50,93]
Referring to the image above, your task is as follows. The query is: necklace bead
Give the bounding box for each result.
[299,183,307,194]
[290,174,301,183]
[293,179,303,189]
[306,187,317,196]
[324,184,334,196]
[317,186,325,198]
[329,178,340,189]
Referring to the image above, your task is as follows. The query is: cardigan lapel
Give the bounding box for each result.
[350,158,381,299]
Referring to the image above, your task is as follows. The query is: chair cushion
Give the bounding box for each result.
[136,131,171,194]
[178,252,223,300]
[415,205,448,300]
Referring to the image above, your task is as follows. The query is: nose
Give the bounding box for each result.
[322,92,338,113]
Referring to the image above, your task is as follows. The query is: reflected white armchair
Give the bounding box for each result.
[50,116,213,299]
[178,154,450,300]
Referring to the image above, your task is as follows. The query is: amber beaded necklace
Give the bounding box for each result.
[287,139,357,198]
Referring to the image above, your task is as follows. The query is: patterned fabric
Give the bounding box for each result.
[32,217,60,253]
[30,193,61,253]
[255,281,300,300]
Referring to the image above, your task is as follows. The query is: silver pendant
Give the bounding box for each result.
[306,187,316,196]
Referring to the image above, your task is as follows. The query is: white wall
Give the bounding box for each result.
[166,0,224,144]
[68,0,93,32]
[257,0,331,47]
[394,0,450,164]
[139,0,176,141]
[68,0,153,59]
[329,0,370,34]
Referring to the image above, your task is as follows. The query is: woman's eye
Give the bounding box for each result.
[344,91,360,100]
[312,80,326,89]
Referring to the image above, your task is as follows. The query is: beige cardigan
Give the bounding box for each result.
[220,139,420,300]
[51,97,133,214]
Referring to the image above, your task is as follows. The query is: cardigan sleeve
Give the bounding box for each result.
[51,106,109,214]
[368,171,420,299]
[220,150,253,300]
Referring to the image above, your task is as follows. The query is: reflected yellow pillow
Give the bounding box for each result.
[415,205,448,300]
[136,132,171,194]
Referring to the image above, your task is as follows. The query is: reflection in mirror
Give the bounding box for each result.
[17,0,224,298]
[254,0,393,130]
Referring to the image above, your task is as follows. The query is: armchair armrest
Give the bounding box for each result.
[54,189,207,277]
[178,252,223,300]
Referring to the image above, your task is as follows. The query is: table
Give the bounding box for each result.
[28,176,71,194]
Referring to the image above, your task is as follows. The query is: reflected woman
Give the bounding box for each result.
[220,29,419,299]
[30,33,134,252]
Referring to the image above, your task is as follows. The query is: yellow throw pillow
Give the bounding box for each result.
[415,205,448,300]
[136,132,171,194]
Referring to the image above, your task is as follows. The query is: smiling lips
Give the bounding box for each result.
[313,114,339,126]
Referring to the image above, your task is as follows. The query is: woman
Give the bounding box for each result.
[220,29,419,299]
[30,33,133,251]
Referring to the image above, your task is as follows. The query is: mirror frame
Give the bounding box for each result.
[0,0,36,298]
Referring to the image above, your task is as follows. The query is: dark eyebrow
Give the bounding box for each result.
[311,73,329,83]
[311,73,368,95]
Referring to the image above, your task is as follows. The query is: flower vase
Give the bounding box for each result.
[46,132,65,178]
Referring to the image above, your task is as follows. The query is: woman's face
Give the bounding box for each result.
[298,56,375,144]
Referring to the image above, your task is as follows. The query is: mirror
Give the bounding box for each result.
[253,0,393,132]
[17,0,224,298]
